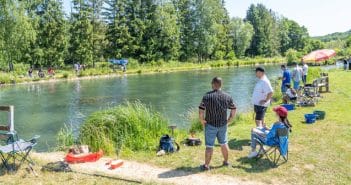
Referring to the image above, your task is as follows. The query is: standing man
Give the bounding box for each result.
[281,65,291,94]
[252,67,273,128]
[292,62,303,90]
[302,61,309,85]
[199,77,237,171]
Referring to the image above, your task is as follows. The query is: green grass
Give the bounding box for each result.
[115,70,350,185]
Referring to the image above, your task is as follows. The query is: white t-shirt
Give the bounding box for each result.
[292,66,302,82]
[252,75,273,107]
[302,64,308,75]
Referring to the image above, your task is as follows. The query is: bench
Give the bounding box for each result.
[313,76,329,93]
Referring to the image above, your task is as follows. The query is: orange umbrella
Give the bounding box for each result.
[302,49,336,62]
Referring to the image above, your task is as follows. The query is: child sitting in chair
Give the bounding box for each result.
[283,84,297,104]
[248,106,292,158]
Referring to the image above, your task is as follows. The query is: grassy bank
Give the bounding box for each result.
[0,57,285,85]
[71,69,349,185]
[121,70,350,185]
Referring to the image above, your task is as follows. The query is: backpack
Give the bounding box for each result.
[158,135,179,153]
[184,138,202,146]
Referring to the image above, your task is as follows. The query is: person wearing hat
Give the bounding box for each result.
[252,66,273,128]
[248,106,292,158]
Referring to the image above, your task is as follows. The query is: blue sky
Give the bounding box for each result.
[63,0,351,36]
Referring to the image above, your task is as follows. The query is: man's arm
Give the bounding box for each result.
[227,108,237,125]
[199,98,206,126]
[199,109,206,126]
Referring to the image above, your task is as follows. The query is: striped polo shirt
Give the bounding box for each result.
[199,90,236,127]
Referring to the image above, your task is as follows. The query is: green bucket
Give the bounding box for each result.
[313,110,326,120]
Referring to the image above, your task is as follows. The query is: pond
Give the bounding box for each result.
[0,66,282,151]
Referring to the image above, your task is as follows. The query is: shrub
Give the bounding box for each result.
[226,51,236,60]
[79,101,172,155]
[62,72,69,78]
[285,49,301,65]
[0,74,12,84]
[307,67,322,83]
[214,51,225,60]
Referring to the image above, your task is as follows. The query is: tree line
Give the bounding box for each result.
[0,0,324,70]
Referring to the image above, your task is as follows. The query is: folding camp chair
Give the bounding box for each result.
[256,128,289,166]
[0,105,40,174]
[0,135,40,173]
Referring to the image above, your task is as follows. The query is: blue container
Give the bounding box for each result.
[281,104,295,111]
[305,114,317,124]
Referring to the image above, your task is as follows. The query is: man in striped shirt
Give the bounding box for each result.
[199,77,237,170]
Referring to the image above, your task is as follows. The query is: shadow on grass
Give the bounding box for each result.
[228,139,250,151]
[232,156,274,173]
[157,165,226,178]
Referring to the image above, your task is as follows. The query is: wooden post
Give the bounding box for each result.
[0,105,14,132]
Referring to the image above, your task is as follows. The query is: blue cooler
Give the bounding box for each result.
[305,114,317,124]
[281,104,295,111]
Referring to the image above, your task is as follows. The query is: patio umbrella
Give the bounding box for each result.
[302,49,336,62]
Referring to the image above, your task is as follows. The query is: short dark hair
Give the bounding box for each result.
[281,65,286,68]
[211,77,222,87]
[255,66,265,72]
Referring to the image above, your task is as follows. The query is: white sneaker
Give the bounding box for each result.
[247,151,258,158]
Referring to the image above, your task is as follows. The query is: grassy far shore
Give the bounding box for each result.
[0,70,350,184]
[0,57,286,85]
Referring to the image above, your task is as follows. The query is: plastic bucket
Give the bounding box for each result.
[305,114,317,124]
[281,104,295,111]
[313,110,326,120]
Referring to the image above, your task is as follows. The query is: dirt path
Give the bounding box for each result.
[33,152,263,185]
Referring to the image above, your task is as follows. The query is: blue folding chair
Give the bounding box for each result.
[255,127,289,166]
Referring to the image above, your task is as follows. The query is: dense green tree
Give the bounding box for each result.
[228,18,254,58]
[193,0,229,62]
[154,1,180,61]
[0,0,36,70]
[104,0,132,59]
[68,0,94,65]
[246,4,280,57]
[278,18,308,54]
[175,0,196,61]
[35,0,68,67]
[303,39,326,53]
[346,36,351,48]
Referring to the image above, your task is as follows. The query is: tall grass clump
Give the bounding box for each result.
[56,124,75,151]
[187,108,203,134]
[79,101,170,155]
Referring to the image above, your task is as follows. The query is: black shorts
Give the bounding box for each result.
[254,105,267,121]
